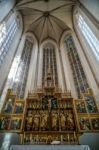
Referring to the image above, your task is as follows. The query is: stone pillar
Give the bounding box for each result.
[37,45,43,88]
[24,33,38,98]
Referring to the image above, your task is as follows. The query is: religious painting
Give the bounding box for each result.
[51,110,59,131]
[2,97,15,114]
[10,117,22,130]
[75,100,87,113]
[84,95,98,113]
[0,116,11,130]
[32,111,40,131]
[78,117,91,131]
[91,118,99,130]
[14,101,24,114]
[40,110,49,131]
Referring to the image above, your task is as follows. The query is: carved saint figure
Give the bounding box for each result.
[40,112,48,130]
[26,117,33,131]
[48,99,51,110]
[33,115,39,130]
[52,113,58,130]
[66,113,74,130]
[60,112,66,130]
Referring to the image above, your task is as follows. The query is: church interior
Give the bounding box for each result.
[0,0,99,150]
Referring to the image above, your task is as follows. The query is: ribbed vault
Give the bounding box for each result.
[16,0,78,43]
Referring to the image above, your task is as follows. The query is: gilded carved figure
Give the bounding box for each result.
[40,112,48,130]
[66,113,74,130]
[33,115,39,130]
[60,112,66,130]
[52,113,58,130]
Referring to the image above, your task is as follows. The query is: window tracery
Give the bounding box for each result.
[75,13,99,62]
[42,44,58,87]
[12,38,33,98]
[0,18,18,66]
[65,35,89,98]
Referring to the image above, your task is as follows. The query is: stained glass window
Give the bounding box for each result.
[65,36,89,98]
[42,46,58,86]
[0,18,18,66]
[12,39,33,98]
[75,13,99,62]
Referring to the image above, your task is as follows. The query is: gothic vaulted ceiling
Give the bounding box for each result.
[15,0,78,43]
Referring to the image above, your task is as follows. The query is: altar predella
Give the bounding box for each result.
[0,71,99,145]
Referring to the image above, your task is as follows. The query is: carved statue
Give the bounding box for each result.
[66,113,74,130]
[33,115,39,130]
[40,112,48,130]
[52,113,58,130]
[48,98,51,110]
[26,117,33,131]
[60,112,66,130]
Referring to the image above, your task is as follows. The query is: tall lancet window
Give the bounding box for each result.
[12,38,33,98]
[75,13,99,62]
[42,43,58,87]
[65,36,89,98]
[0,15,18,67]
